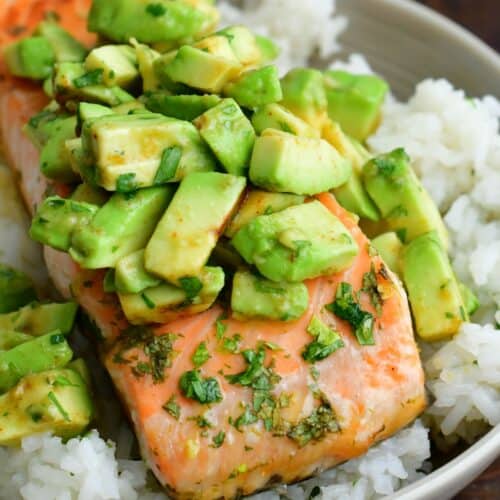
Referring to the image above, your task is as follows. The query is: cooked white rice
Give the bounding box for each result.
[0,0,499,498]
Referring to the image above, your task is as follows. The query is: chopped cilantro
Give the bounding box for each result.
[362,266,383,316]
[48,391,71,422]
[396,228,407,243]
[163,395,181,420]
[179,370,223,405]
[221,334,241,354]
[154,146,182,184]
[278,121,294,134]
[53,376,79,387]
[211,430,225,448]
[73,69,103,88]
[234,404,258,430]
[146,3,167,16]
[254,278,285,295]
[302,315,344,363]
[103,269,116,293]
[116,173,138,193]
[141,292,156,309]
[179,276,203,301]
[50,333,65,345]
[215,318,227,340]
[192,342,211,367]
[293,239,312,259]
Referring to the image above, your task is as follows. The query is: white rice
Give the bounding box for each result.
[1,1,499,498]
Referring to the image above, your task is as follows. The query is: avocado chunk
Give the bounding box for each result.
[24,104,66,150]
[85,45,139,89]
[115,249,161,294]
[145,172,246,284]
[249,129,351,195]
[133,42,161,92]
[71,183,109,206]
[35,20,87,63]
[324,70,388,142]
[88,0,219,44]
[255,35,280,64]
[144,92,221,121]
[231,270,309,321]
[0,302,78,336]
[362,148,449,248]
[216,26,263,67]
[194,99,255,177]
[0,332,33,351]
[67,358,92,388]
[119,266,225,325]
[371,232,403,276]
[323,120,380,221]
[64,137,95,181]
[53,62,135,106]
[280,68,328,127]
[232,200,358,282]
[81,113,215,190]
[0,264,37,314]
[402,231,467,341]
[3,36,55,80]
[0,369,93,446]
[459,282,480,317]
[223,66,283,109]
[160,45,242,94]
[225,190,305,238]
[251,103,320,138]
[77,102,114,128]
[0,332,73,393]
[30,196,99,252]
[70,186,174,269]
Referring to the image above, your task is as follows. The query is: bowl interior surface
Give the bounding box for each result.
[334,0,500,498]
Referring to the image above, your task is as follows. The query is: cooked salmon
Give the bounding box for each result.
[0,3,426,498]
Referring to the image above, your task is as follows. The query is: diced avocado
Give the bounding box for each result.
[53,62,135,106]
[77,102,113,127]
[280,68,328,127]
[0,369,93,446]
[232,200,358,282]
[85,45,139,88]
[371,232,403,276]
[119,266,225,325]
[0,332,33,351]
[115,249,161,294]
[81,113,215,190]
[231,270,309,321]
[193,34,240,61]
[0,332,73,393]
[152,50,192,94]
[223,66,282,109]
[145,172,246,284]
[112,100,149,115]
[67,359,92,388]
[64,138,93,179]
[0,264,37,314]
[39,116,79,183]
[70,186,174,269]
[225,190,305,238]
[71,183,109,206]
[160,45,242,94]
[249,129,351,195]
[402,231,467,341]
[3,36,55,80]
[255,35,279,64]
[194,99,255,176]
[24,104,66,150]
[459,283,480,317]
[35,20,87,62]
[322,120,379,221]
[134,42,161,92]
[251,103,320,138]
[88,0,219,44]
[144,92,221,121]
[217,26,262,67]
[0,302,78,336]
[324,70,388,141]
[30,196,99,252]
[362,148,449,248]
[43,76,54,97]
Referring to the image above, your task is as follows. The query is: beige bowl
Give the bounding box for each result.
[335,0,500,498]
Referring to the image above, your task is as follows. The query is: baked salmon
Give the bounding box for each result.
[0,2,426,498]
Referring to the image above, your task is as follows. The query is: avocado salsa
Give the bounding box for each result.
[1,0,479,447]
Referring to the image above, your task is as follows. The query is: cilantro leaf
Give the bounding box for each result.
[162,395,180,420]
[192,342,211,368]
[179,276,203,301]
[154,146,182,184]
[302,316,344,363]
[179,370,223,405]
[211,430,225,448]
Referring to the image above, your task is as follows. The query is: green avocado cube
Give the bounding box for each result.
[223,66,283,109]
[64,138,96,182]
[30,196,99,252]
[115,249,161,294]
[81,113,215,190]
[280,68,328,126]
[0,302,78,337]
[35,20,87,63]
[324,70,389,141]
[77,102,113,128]
[70,186,174,269]
[0,331,73,393]
[0,369,93,446]
[231,270,309,322]
[232,201,358,282]
[3,36,55,80]
[217,26,263,67]
[362,148,449,249]
[119,266,225,325]
[255,35,279,64]
[252,103,320,138]
[249,129,351,195]
[0,332,33,351]
[402,231,467,342]
[194,99,255,176]
[225,190,305,238]
[134,42,161,92]
[85,45,139,88]
[87,0,219,44]
[144,92,221,121]
[371,232,403,276]
[0,265,37,314]
[145,172,246,284]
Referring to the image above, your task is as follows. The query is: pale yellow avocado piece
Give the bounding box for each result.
[193,35,240,61]
[371,232,403,276]
[402,231,467,342]
[133,41,161,92]
[217,25,262,67]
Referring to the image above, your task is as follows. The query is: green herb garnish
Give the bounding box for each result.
[141,292,156,309]
[179,276,203,301]
[163,395,181,420]
[362,265,383,316]
[154,146,182,184]
[192,342,211,368]
[211,430,225,448]
[73,68,103,88]
[179,370,223,405]
[116,173,138,193]
[48,391,71,422]
[302,315,344,363]
[103,269,116,293]
[145,3,167,16]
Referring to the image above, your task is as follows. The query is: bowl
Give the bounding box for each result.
[334,0,500,497]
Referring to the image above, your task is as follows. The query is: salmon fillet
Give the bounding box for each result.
[0,3,426,498]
